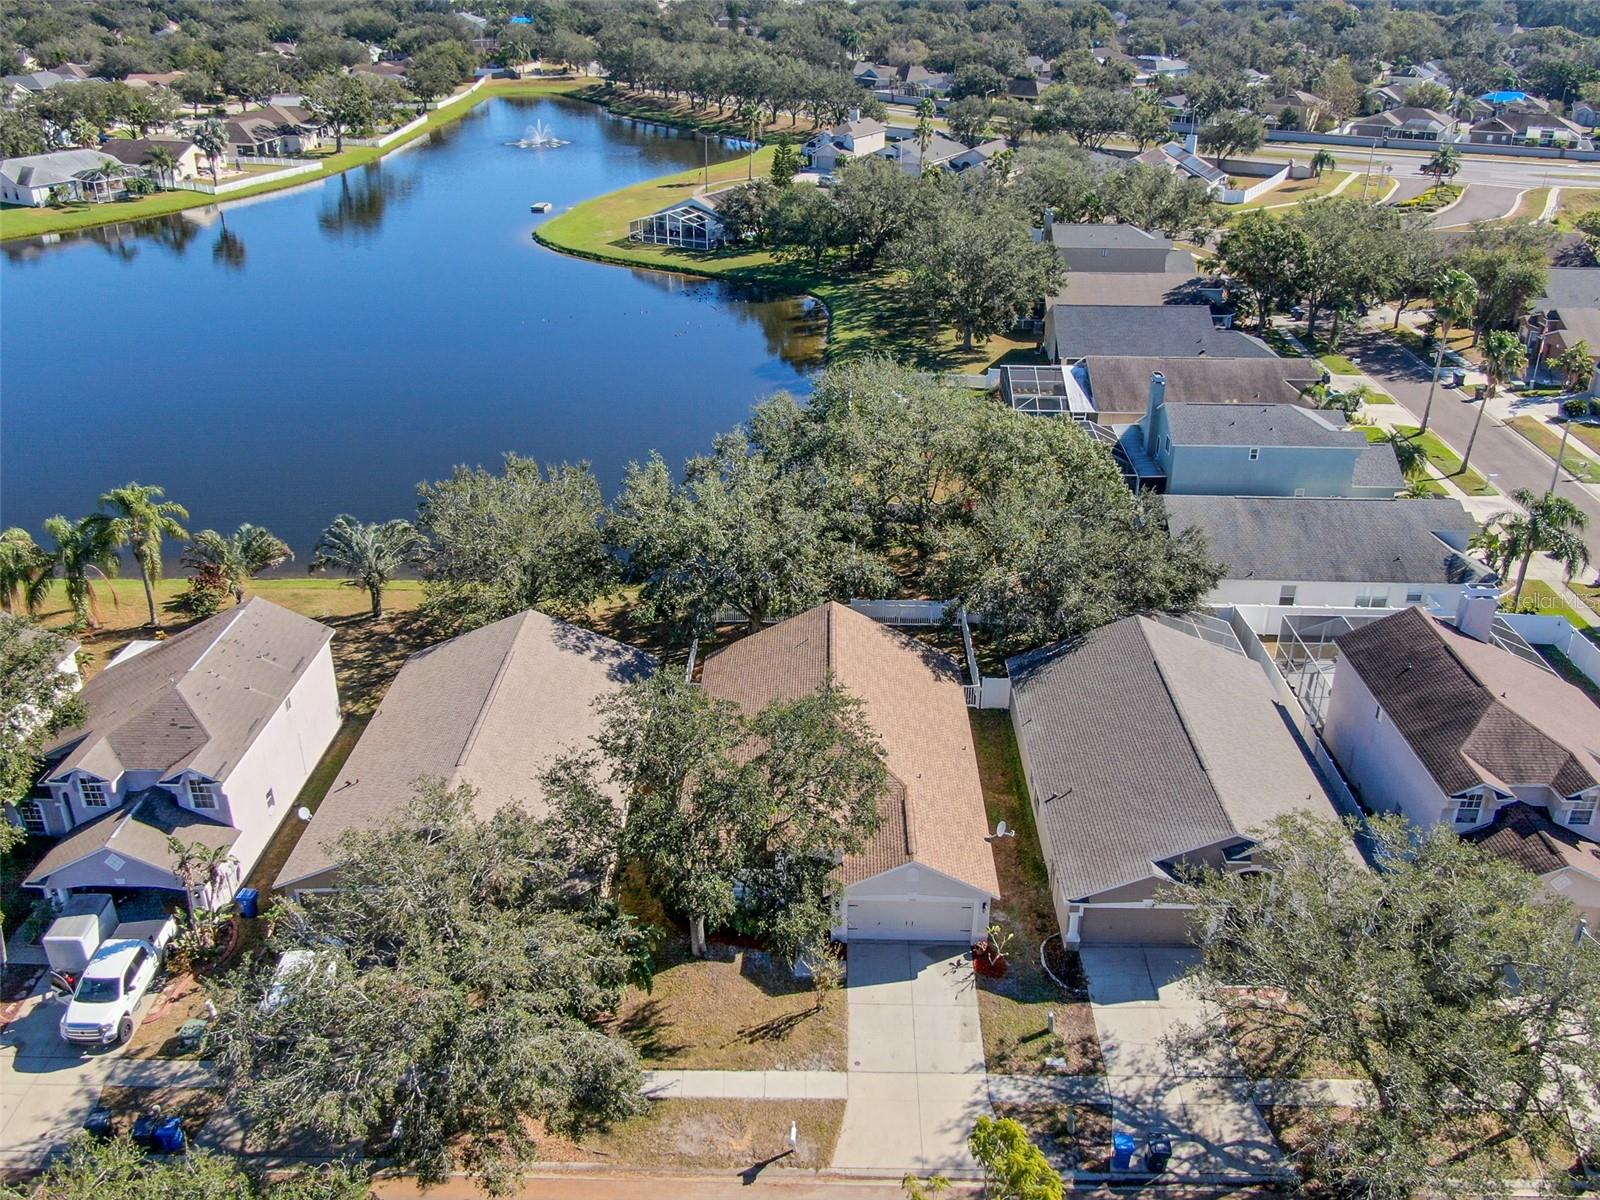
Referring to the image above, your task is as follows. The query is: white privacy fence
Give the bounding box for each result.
[178,161,322,194]
[1498,612,1600,689]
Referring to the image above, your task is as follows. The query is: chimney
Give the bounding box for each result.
[1144,371,1166,454]
[849,106,861,123]
[1184,130,1198,155]
[1454,584,1499,642]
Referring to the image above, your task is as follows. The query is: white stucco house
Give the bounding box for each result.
[804,111,888,175]
[700,602,1000,944]
[16,600,340,911]
[1324,600,1600,926]
[0,148,142,207]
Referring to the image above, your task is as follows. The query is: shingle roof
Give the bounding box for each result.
[0,148,120,188]
[1007,616,1338,900]
[43,599,332,786]
[1352,445,1406,492]
[1464,802,1600,879]
[1051,306,1276,360]
[1052,272,1210,307]
[96,137,198,167]
[1163,403,1361,448]
[1049,224,1173,251]
[1081,355,1321,411]
[26,787,240,887]
[699,603,998,896]
[1334,607,1600,798]
[1163,496,1486,584]
[276,610,654,889]
[1537,269,1600,309]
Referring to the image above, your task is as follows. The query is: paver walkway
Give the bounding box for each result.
[1080,948,1287,1181]
[831,942,989,1174]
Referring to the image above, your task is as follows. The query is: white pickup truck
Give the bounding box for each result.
[58,922,172,1047]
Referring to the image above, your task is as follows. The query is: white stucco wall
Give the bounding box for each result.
[835,862,990,943]
[202,641,340,904]
[1323,658,1457,829]
[1207,578,1465,612]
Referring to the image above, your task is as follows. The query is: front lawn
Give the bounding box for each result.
[1360,426,1445,495]
[1233,170,1351,210]
[604,932,846,1071]
[536,1099,844,1169]
[1507,417,1600,485]
[970,712,1101,1077]
[1512,580,1592,628]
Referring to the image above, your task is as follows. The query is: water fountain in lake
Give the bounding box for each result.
[508,119,570,149]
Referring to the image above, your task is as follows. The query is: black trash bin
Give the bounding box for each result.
[1145,1137,1173,1173]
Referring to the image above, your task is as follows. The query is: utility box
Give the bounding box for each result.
[41,893,118,976]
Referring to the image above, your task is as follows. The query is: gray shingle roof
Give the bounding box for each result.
[276,610,654,890]
[1353,444,1406,492]
[26,787,240,888]
[0,148,120,189]
[1052,306,1276,361]
[1334,607,1600,798]
[1163,403,1360,447]
[1007,616,1337,901]
[1081,355,1321,412]
[1052,272,1210,306]
[1538,269,1600,309]
[43,599,332,786]
[1163,496,1486,584]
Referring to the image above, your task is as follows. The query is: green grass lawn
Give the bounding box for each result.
[0,79,586,242]
[1507,417,1600,485]
[1233,170,1351,210]
[1513,580,1592,628]
[1261,327,1309,359]
[1555,187,1600,232]
[1360,426,1445,495]
[1567,420,1600,457]
[1300,332,1358,374]
[1392,424,1498,495]
[1361,390,1396,404]
[535,150,1033,370]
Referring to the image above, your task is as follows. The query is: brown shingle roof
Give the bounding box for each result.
[275,610,654,890]
[699,603,998,895]
[1464,802,1600,879]
[1335,607,1600,798]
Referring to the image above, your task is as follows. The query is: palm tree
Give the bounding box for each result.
[88,483,190,629]
[1469,524,1517,580]
[145,144,178,190]
[1489,488,1591,605]
[193,119,227,182]
[1310,148,1337,178]
[1552,340,1593,392]
[915,98,936,173]
[737,102,763,181]
[181,525,295,605]
[40,516,120,630]
[1459,329,1529,474]
[1424,144,1461,191]
[0,528,49,614]
[310,515,423,619]
[1419,268,1478,433]
[1450,94,1477,125]
[1384,430,1427,480]
[1546,397,1593,495]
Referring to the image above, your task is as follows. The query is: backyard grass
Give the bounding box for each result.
[535,1099,844,1169]
[0,78,588,241]
[534,149,1033,370]
[993,1100,1112,1172]
[1555,186,1600,231]
[1507,417,1600,485]
[604,933,846,1071]
[1235,170,1351,210]
[1543,646,1600,706]
[1391,424,1498,496]
[969,712,1101,1077]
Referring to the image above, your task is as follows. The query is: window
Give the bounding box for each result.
[18,801,44,834]
[187,779,218,809]
[1405,589,1425,605]
[1294,487,1307,497]
[1278,585,1298,606]
[1355,586,1390,608]
[1569,802,1596,827]
[1248,447,1260,461]
[123,948,148,990]
[1453,797,1482,825]
[78,778,108,808]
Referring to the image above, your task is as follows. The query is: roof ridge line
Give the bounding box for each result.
[1142,620,1234,832]
[453,616,527,775]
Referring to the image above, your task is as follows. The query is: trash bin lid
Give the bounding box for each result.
[1113,1132,1137,1150]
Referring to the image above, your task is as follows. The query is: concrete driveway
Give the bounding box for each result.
[832,942,990,1173]
[1081,948,1283,1180]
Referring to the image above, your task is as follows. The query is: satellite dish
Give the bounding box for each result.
[996,821,1010,837]
[297,806,312,822]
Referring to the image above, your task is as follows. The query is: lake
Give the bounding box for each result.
[0,96,824,560]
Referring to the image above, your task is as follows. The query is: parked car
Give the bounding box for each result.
[58,937,162,1046]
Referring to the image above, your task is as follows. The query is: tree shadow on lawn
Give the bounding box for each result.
[616,997,690,1061]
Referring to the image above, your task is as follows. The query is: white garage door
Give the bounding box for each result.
[846,900,974,942]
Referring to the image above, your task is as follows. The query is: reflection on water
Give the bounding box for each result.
[0,96,820,557]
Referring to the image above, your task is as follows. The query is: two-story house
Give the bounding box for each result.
[804,111,887,175]
[1324,601,1600,926]
[18,599,340,910]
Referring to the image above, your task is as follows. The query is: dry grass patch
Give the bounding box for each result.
[1225,1000,1365,1081]
[993,1100,1113,1172]
[535,1098,843,1169]
[122,974,212,1060]
[606,934,845,1070]
[970,712,1101,1077]
[96,1084,224,1137]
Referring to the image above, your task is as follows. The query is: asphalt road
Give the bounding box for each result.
[1432,183,1523,227]
[1343,330,1600,562]
[1267,138,1600,188]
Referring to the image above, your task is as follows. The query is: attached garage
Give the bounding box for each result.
[846,898,976,943]
[1074,904,1195,947]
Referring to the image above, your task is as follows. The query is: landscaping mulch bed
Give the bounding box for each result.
[0,964,44,1004]
[994,1100,1113,1172]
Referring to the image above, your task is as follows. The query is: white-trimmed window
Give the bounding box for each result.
[1279,585,1298,606]
[187,779,219,809]
[1355,586,1390,608]
[1453,796,1482,826]
[1248,447,1260,461]
[1569,801,1596,827]
[78,778,108,808]
[1405,589,1425,605]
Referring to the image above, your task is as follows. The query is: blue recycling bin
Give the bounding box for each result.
[1112,1132,1137,1171]
[236,888,259,919]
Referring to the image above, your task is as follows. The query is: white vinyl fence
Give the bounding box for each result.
[178,161,322,194]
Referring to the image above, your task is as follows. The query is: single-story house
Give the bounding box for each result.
[123,70,186,90]
[1364,83,1411,113]
[852,62,897,88]
[700,602,999,944]
[628,191,727,249]
[1469,110,1586,147]
[1573,100,1600,130]
[352,61,408,82]
[1008,613,1343,946]
[1324,602,1599,926]
[1135,388,1404,498]
[877,131,981,174]
[1042,303,1275,363]
[1,67,99,96]
[1134,54,1190,79]
[276,610,654,896]
[804,111,888,174]
[889,63,950,99]
[226,104,324,157]
[97,137,209,182]
[0,148,143,207]
[1134,141,1227,193]
[17,600,340,910]
[1345,107,1452,141]
[1041,221,1196,274]
[1163,494,1491,613]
